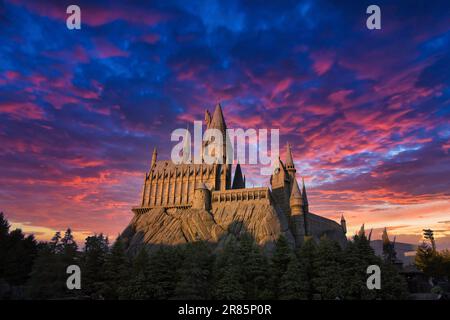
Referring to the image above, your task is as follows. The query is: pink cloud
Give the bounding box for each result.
[0,102,46,120]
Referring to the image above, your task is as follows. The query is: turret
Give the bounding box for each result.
[340,214,347,234]
[285,142,296,180]
[289,178,303,215]
[151,147,157,168]
[192,182,211,210]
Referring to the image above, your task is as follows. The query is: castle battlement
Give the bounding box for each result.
[211,187,271,204]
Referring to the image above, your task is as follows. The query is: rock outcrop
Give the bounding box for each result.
[121,202,295,255]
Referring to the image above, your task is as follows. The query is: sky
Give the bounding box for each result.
[0,0,449,248]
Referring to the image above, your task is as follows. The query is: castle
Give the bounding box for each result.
[122,104,347,252]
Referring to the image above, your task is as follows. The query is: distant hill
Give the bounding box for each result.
[370,240,417,265]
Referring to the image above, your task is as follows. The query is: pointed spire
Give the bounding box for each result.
[358,224,365,238]
[368,228,373,241]
[340,214,347,234]
[285,142,295,169]
[382,227,390,245]
[232,163,245,189]
[151,147,157,168]
[290,178,303,213]
[209,103,227,132]
[302,177,309,207]
[204,109,211,128]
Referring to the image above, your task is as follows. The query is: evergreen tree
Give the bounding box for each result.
[26,229,79,299]
[174,241,214,299]
[296,237,316,299]
[102,239,130,299]
[0,212,9,282]
[379,262,409,300]
[341,235,378,300]
[119,247,152,299]
[415,241,444,278]
[213,238,244,299]
[26,241,66,299]
[312,237,344,299]
[147,246,183,299]
[61,228,78,265]
[279,254,308,300]
[237,234,270,299]
[81,234,109,298]
[1,228,38,287]
[270,236,294,298]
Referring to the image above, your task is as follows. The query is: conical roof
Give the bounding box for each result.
[285,143,295,168]
[232,163,245,189]
[290,177,303,206]
[209,103,227,132]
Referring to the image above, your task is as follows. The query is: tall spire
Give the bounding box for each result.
[204,109,212,128]
[232,163,245,189]
[285,142,295,169]
[382,227,390,245]
[209,103,227,132]
[358,224,365,238]
[151,147,157,168]
[340,214,347,234]
[302,177,309,213]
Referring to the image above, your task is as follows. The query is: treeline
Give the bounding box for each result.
[0,212,408,300]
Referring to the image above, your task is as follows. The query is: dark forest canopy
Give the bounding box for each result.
[2,211,447,300]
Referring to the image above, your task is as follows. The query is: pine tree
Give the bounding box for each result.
[102,239,130,299]
[279,254,308,300]
[119,247,152,299]
[270,235,294,298]
[81,234,109,298]
[213,238,244,299]
[174,241,214,299]
[147,246,183,299]
[379,262,409,299]
[237,234,270,299]
[26,240,66,299]
[312,237,344,299]
[296,237,316,299]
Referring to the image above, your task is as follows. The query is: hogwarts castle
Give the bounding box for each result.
[121,104,347,253]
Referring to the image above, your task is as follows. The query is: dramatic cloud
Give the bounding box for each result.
[1,0,449,247]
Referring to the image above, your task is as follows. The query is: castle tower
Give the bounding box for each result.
[301,178,309,214]
[290,178,303,215]
[151,147,157,169]
[204,103,228,164]
[340,214,347,235]
[290,178,306,245]
[192,182,211,210]
[270,157,292,218]
[232,163,245,189]
[285,142,296,181]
